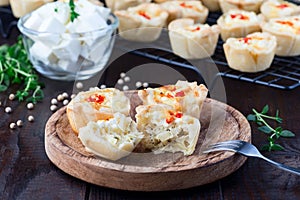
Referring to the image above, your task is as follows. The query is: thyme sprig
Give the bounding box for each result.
[69,0,80,22]
[0,37,44,103]
[247,105,295,151]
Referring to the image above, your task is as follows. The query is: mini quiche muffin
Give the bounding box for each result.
[105,0,151,11]
[260,0,300,20]
[219,0,264,13]
[159,1,209,24]
[261,15,300,56]
[138,80,208,119]
[223,32,277,73]
[67,87,130,134]
[168,18,220,59]
[217,9,261,41]
[135,104,201,155]
[114,3,168,42]
[78,112,143,161]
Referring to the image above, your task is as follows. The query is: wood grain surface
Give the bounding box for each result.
[44,98,251,191]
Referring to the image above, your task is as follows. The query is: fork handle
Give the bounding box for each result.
[260,155,300,176]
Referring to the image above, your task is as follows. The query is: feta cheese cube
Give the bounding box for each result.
[38,17,66,33]
[58,59,80,72]
[88,37,111,64]
[30,41,57,65]
[24,13,43,30]
[52,38,81,62]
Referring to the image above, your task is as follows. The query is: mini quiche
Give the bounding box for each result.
[114,3,168,42]
[138,80,208,119]
[168,18,220,59]
[223,32,277,72]
[67,87,130,134]
[219,0,264,13]
[217,9,261,41]
[135,104,201,155]
[78,112,143,161]
[260,0,300,20]
[159,1,209,24]
[105,0,151,11]
[261,15,300,56]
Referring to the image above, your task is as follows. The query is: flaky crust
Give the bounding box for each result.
[105,0,151,11]
[260,0,300,20]
[260,16,300,56]
[114,3,168,42]
[223,32,277,72]
[135,104,201,155]
[217,10,261,41]
[168,18,220,59]
[160,1,208,24]
[66,88,130,134]
[219,0,263,13]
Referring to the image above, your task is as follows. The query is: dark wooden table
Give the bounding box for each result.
[1,19,300,200]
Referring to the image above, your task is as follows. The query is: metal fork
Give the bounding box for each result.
[203,140,300,176]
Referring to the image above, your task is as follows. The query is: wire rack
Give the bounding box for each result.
[128,11,300,90]
[1,3,300,89]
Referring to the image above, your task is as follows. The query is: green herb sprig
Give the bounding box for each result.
[247,105,295,151]
[0,37,44,104]
[69,0,80,22]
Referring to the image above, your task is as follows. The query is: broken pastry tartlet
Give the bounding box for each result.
[114,3,168,42]
[223,32,277,72]
[138,80,208,119]
[78,112,143,161]
[67,87,130,134]
[135,104,201,156]
[168,18,220,59]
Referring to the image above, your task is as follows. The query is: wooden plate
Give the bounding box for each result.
[45,98,251,191]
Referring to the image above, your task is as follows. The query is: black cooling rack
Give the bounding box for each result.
[1,2,300,89]
[127,11,300,90]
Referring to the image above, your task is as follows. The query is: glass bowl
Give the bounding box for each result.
[17,12,119,81]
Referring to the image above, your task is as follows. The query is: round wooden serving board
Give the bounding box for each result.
[45,98,251,191]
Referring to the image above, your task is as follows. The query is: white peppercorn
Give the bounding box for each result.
[51,98,58,105]
[27,103,34,110]
[9,94,15,100]
[16,120,23,127]
[27,115,34,122]
[5,107,12,113]
[50,105,57,112]
[9,123,16,129]
[63,99,69,105]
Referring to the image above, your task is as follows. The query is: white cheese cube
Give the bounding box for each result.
[38,17,66,33]
[33,2,56,19]
[53,3,70,25]
[52,39,81,62]
[24,13,43,30]
[57,59,80,72]
[88,37,111,64]
[96,6,111,20]
[76,0,97,14]
[30,41,57,65]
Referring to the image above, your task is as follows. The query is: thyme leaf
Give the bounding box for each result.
[247,105,295,151]
[0,36,44,103]
[69,0,80,22]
